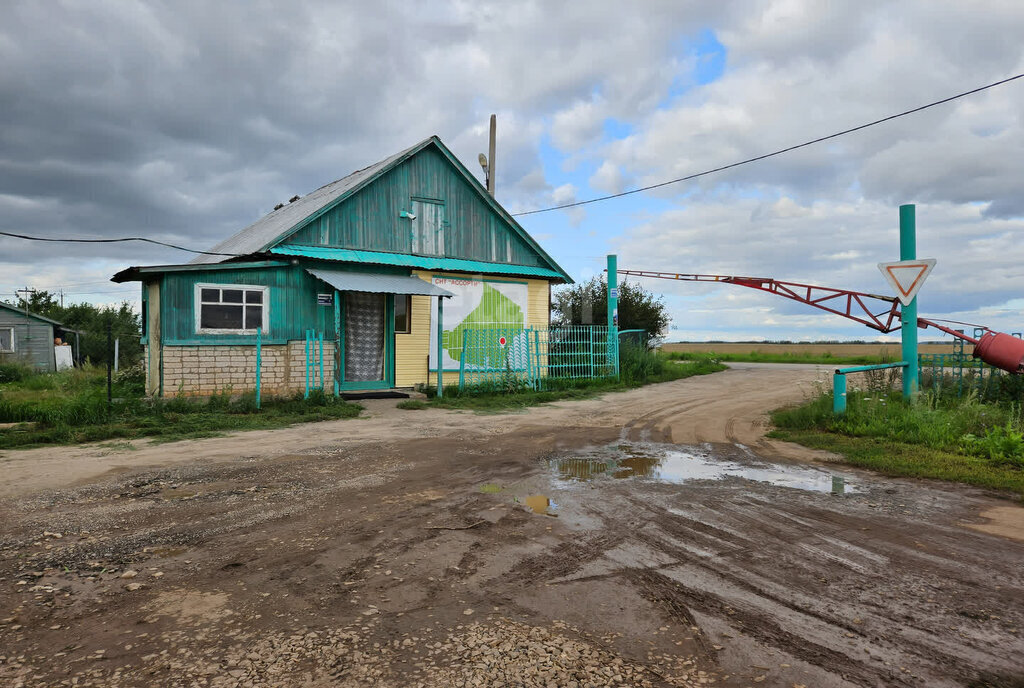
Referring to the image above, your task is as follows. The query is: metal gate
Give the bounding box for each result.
[455,325,618,391]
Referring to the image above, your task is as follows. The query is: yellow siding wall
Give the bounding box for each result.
[394,271,551,388]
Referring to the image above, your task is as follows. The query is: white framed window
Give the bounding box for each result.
[195,284,269,334]
[0,327,14,353]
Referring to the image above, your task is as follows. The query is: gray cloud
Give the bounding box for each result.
[1,0,1021,340]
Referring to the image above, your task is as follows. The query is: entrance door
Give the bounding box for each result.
[342,292,392,388]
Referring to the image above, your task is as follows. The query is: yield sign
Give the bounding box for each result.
[877,258,936,306]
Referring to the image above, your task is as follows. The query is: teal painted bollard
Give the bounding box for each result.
[833,372,847,414]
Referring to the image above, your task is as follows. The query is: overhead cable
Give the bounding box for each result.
[0,230,239,256]
[511,73,1024,216]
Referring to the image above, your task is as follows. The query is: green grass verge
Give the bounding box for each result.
[770,391,1024,497]
[0,366,362,450]
[665,350,893,365]
[769,429,1024,496]
[420,353,727,412]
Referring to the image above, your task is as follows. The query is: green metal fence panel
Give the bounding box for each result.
[918,352,1004,399]
[455,325,618,391]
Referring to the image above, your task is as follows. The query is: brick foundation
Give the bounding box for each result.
[160,341,337,397]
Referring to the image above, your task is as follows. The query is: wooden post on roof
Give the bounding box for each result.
[487,115,496,197]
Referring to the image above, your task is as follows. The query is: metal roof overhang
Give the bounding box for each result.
[271,246,566,281]
[306,268,454,297]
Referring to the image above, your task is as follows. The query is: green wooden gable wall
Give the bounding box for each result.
[157,262,413,345]
[281,146,546,268]
[159,265,334,345]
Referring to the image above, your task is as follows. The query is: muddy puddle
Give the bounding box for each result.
[523,495,558,516]
[549,442,860,494]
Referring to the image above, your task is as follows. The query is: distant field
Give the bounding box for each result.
[661,342,956,357]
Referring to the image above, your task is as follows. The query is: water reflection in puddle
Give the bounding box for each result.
[524,495,558,515]
[550,443,859,494]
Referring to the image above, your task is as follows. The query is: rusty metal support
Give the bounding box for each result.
[616,270,902,333]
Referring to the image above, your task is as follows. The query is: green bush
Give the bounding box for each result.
[619,342,659,384]
[962,423,1024,468]
[0,362,34,383]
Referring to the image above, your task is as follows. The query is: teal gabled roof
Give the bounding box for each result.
[271,246,565,280]
[190,136,571,283]
[0,301,64,327]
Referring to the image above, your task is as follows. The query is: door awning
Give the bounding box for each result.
[306,268,454,297]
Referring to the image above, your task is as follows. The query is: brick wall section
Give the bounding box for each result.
[161,341,336,396]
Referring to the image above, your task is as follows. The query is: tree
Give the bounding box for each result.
[551,276,670,343]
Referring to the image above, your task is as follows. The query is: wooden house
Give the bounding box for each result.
[0,302,76,372]
[113,136,571,397]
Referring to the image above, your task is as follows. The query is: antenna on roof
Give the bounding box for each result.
[478,114,496,197]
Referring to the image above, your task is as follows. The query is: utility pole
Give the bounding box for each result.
[487,114,496,197]
[477,114,497,197]
[16,286,36,315]
[16,287,36,345]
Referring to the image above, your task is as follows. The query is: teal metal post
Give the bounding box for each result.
[436,296,444,398]
[607,254,618,330]
[318,331,324,391]
[833,362,908,414]
[607,254,619,376]
[255,328,262,410]
[900,204,918,399]
[304,329,311,399]
[333,290,340,396]
[533,329,542,389]
[833,371,847,414]
[459,332,467,390]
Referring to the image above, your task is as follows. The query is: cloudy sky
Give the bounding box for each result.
[2,1,1023,341]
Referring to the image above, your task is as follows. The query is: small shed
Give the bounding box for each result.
[0,302,75,371]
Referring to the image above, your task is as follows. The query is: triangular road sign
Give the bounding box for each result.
[877,258,936,306]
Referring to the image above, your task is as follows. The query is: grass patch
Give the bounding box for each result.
[420,349,726,412]
[770,391,1024,497]
[396,400,429,410]
[665,350,893,366]
[0,367,362,450]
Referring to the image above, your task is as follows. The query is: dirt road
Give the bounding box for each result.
[1,363,1022,687]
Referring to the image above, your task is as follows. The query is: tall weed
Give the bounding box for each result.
[773,388,1022,455]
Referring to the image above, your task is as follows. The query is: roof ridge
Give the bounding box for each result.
[189,136,436,265]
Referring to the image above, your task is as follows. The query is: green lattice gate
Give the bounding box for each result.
[456,326,618,391]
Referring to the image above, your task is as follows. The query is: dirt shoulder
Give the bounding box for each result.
[1,363,1022,688]
[0,363,832,498]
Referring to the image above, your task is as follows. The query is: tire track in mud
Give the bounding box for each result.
[503,532,625,583]
[623,567,897,688]
[620,399,707,443]
[663,499,1021,675]
[579,487,1024,686]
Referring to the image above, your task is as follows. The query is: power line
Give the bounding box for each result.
[0,230,239,256]
[512,72,1024,217]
